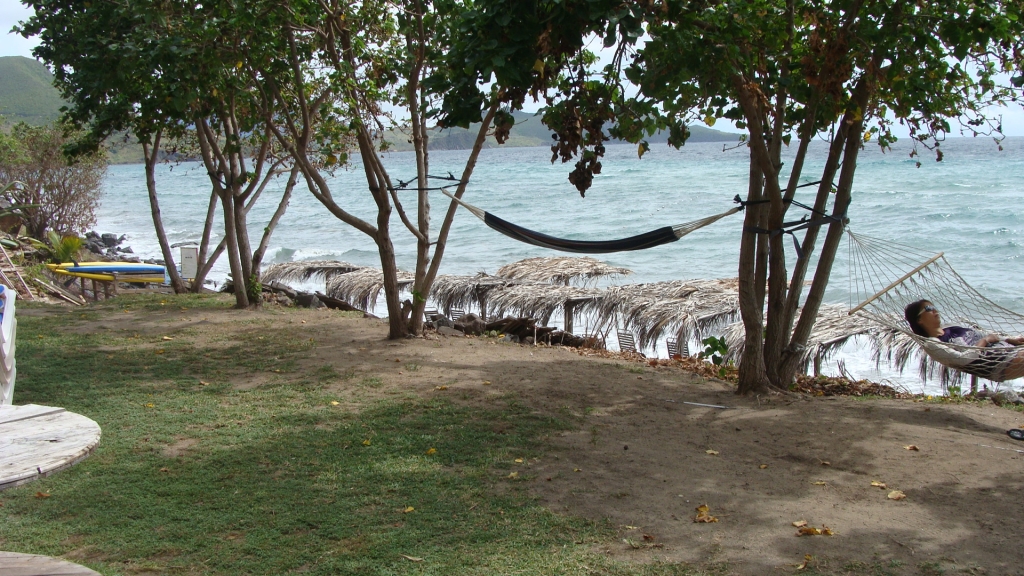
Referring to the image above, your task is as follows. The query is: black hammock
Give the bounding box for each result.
[442,190,742,254]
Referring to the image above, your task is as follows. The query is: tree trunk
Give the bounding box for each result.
[142,137,187,293]
[418,103,499,331]
[251,165,298,275]
[220,190,249,308]
[190,190,221,293]
[232,193,258,308]
[377,229,406,338]
[774,79,872,385]
[736,153,771,395]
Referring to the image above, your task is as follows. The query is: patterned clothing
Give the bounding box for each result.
[938,326,986,347]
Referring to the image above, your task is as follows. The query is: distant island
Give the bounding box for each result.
[0,55,742,164]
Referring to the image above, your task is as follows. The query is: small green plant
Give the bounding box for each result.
[246,274,262,303]
[30,230,83,264]
[701,336,730,378]
[945,382,962,398]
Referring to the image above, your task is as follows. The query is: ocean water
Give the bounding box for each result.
[96,137,1024,393]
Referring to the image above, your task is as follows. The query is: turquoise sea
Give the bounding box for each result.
[97,137,1024,393]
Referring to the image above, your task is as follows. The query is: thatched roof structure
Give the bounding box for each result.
[722,304,898,374]
[580,278,741,349]
[325,268,415,311]
[485,283,604,326]
[429,273,522,314]
[495,256,631,286]
[264,261,362,284]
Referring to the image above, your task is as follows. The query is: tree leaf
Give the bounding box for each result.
[694,503,719,523]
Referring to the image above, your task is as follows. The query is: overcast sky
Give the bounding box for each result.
[1,3,35,60]
[4,4,1023,137]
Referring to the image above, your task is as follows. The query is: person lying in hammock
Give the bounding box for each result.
[904,299,1024,381]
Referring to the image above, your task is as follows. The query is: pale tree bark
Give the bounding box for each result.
[189,191,223,293]
[415,103,499,334]
[195,119,247,307]
[775,80,871,385]
[194,115,288,307]
[141,130,187,293]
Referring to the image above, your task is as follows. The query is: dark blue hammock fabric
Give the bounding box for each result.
[483,212,679,254]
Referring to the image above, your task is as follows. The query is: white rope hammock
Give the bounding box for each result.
[847,230,1024,384]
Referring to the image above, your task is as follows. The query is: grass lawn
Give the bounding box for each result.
[0,294,718,575]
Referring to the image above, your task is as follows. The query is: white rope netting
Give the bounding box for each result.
[847,230,1024,385]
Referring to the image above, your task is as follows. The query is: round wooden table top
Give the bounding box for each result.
[0,551,101,576]
[0,404,101,491]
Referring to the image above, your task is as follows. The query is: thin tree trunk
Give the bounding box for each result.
[419,102,500,325]
[193,239,226,293]
[190,190,221,293]
[142,133,187,293]
[775,82,871,385]
[251,165,297,273]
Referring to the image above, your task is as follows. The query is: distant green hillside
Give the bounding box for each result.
[387,111,741,152]
[0,56,65,126]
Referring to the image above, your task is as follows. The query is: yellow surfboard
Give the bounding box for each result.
[52,269,166,284]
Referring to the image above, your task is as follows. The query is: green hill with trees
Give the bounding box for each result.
[388,110,740,152]
[0,56,65,126]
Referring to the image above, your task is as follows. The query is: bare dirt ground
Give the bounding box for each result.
[38,302,1024,575]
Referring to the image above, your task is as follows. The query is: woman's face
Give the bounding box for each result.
[917,301,941,335]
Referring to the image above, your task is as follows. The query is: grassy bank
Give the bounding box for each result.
[0,294,715,575]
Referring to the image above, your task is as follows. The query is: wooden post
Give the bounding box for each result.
[80,277,87,300]
[970,375,978,395]
[476,292,487,321]
[564,301,575,334]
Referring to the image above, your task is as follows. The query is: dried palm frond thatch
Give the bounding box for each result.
[722,304,897,375]
[263,260,362,284]
[429,273,522,315]
[581,278,741,349]
[486,283,604,326]
[867,317,968,390]
[495,256,632,286]
[325,268,415,310]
